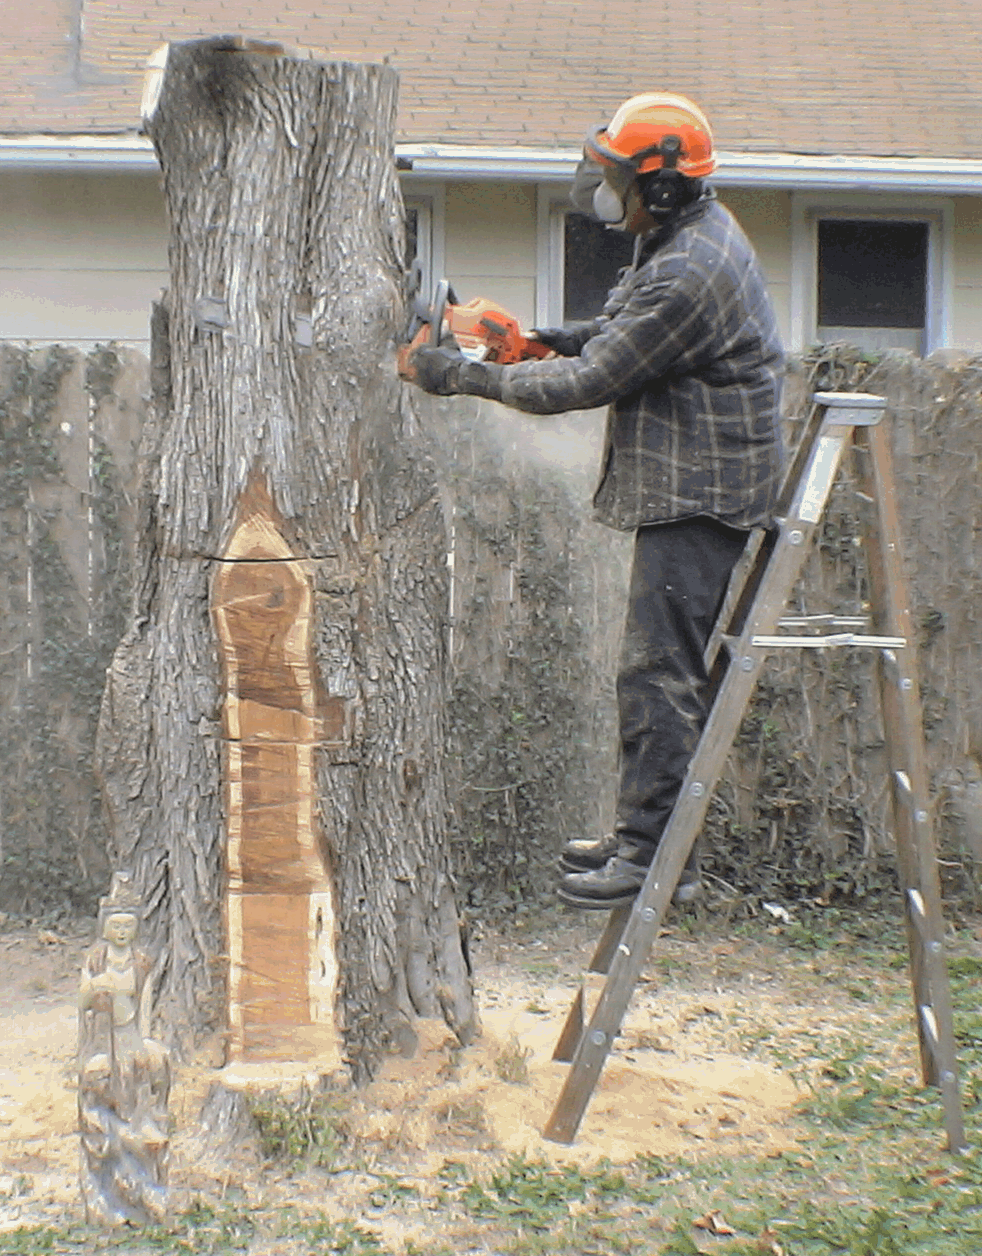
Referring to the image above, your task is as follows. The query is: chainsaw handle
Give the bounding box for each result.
[429,279,451,347]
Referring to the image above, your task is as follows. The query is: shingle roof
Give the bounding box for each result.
[4,1,982,160]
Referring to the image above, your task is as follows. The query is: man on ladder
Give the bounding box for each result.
[409,92,785,908]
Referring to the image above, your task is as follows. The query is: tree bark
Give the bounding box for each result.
[96,36,475,1078]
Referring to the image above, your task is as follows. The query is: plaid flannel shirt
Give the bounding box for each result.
[493,194,785,531]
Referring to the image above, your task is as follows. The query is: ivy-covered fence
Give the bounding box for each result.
[2,342,981,919]
[424,402,632,911]
[427,350,982,914]
[0,344,144,915]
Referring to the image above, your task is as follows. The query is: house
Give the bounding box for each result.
[3,1,982,355]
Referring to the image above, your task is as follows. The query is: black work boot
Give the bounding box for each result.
[557,840,653,910]
[674,838,704,905]
[557,840,703,910]
[558,832,619,873]
[557,856,647,909]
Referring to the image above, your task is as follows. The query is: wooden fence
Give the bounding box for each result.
[0,345,145,912]
[1,343,980,915]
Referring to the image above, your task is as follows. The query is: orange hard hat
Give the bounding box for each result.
[586,93,716,181]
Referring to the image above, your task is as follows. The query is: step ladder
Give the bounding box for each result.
[544,391,967,1154]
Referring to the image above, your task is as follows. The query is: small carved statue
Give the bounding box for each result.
[77,871,170,1225]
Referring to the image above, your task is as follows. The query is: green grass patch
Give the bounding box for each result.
[248,1083,353,1170]
[6,913,982,1255]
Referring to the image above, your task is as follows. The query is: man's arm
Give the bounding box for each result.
[410,260,707,412]
[501,273,704,414]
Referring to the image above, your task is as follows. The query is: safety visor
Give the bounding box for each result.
[569,154,607,216]
[584,123,669,194]
[570,123,682,220]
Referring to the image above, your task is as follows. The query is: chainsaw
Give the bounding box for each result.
[397,275,552,383]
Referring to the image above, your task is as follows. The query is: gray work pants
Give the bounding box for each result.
[615,515,749,852]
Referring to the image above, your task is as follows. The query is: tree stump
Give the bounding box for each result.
[96,36,475,1080]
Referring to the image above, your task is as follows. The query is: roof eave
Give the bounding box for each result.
[401,146,982,195]
[4,136,982,194]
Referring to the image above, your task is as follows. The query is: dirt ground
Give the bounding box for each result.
[0,906,914,1242]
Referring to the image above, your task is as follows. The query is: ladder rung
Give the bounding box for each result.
[751,632,906,649]
[906,887,932,946]
[777,615,868,628]
[893,774,930,828]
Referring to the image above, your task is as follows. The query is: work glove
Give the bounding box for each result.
[410,346,502,400]
[410,345,468,395]
[530,325,586,357]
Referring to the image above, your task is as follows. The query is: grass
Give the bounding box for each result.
[493,1034,534,1084]
[5,910,982,1255]
[247,1082,353,1170]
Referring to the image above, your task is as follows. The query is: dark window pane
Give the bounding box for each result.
[564,213,635,322]
[405,206,419,268]
[818,220,927,329]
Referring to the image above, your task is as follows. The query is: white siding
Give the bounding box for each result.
[1,169,980,355]
[0,171,167,348]
[443,181,538,328]
[952,196,982,352]
[720,189,794,347]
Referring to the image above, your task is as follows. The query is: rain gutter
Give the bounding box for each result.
[4,136,982,195]
[399,146,982,195]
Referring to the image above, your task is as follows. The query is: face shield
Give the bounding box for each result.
[570,124,681,227]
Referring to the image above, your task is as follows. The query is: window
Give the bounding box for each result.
[401,186,445,304]
[790,196,950,355]
[539,195,634,327]
[405,204,420,270]
[562,213,635,322]
[817,220,928,353]
[403,197,430,296]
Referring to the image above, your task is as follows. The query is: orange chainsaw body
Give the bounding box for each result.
[397,293,551,381]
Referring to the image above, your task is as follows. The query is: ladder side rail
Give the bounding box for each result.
[552,905,633,1066]
[702,526,768,674]
[553,527,776,1068]
[861,420,949,1040]
[861,421,941,897]
[558,522,779,1066]
[699,396,845,675]
[856,421,966,1151]
[543,408,859,1144]
[775,402,827,511]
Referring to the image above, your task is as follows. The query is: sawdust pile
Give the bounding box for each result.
[0,920,804,1232]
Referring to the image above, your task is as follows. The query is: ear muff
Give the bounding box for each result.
[643,170,684,216]
[637,136,705,219]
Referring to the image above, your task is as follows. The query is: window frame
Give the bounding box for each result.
[401,182,446,304]
[538,189,644,326]
[537,187,571,327]
[790,193,952,354]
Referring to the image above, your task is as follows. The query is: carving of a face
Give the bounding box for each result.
[104,913,137,947]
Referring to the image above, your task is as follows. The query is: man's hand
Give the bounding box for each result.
[409,345,467,395]
[530,326,582,357]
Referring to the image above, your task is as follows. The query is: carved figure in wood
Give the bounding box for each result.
[77,872,170,1225]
